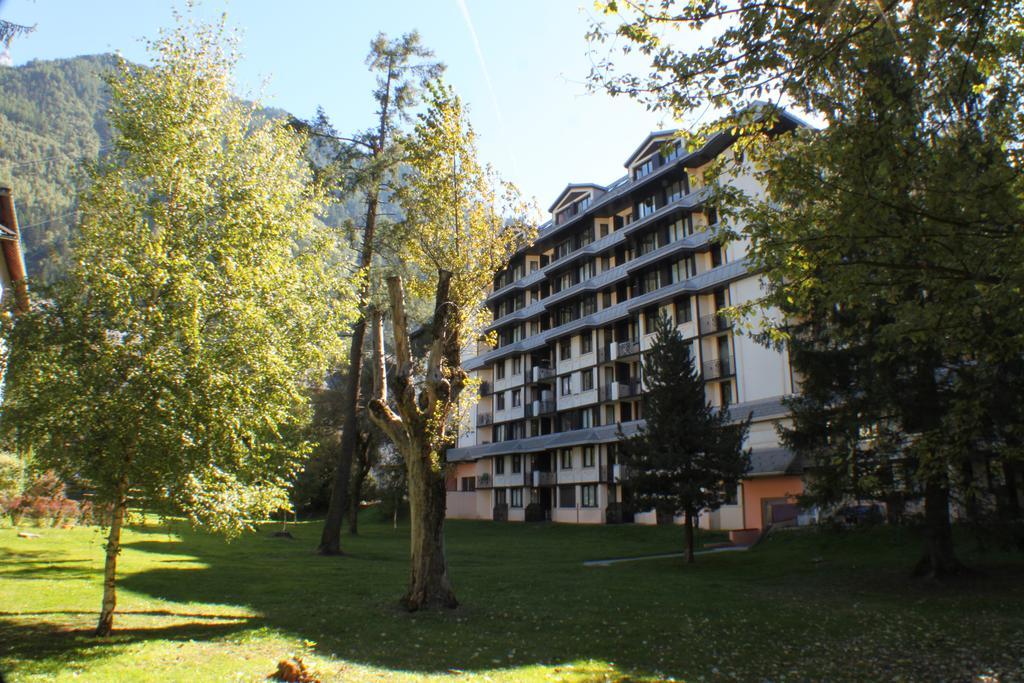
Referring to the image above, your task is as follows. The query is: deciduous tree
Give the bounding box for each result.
[367,83,534,609]
[0,16,349,635]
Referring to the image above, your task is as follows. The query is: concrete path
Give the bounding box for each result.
[583,545,748,567]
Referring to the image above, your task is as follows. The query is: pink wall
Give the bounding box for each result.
[742,475,803,529]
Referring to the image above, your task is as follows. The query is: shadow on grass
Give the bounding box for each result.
[11,520,1024,680]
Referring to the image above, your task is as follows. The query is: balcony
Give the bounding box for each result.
[616,340,640,358]
[479,381,492,396]
[598,379,642,402]
[702,355,735,380]
[597,344,613,364]
[476,412,493,427]
[532,470,556,487]
[476,472,493,489]
[526,399,556,418]
[530,365,555,383]
[699,312,733,335]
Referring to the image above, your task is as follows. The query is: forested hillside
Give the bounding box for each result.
[0,54,366,283]
[0,55,115,282]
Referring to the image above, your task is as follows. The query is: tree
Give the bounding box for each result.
[0,17,349,635]
[618,314,750,563]
[367,83,533,610]
[314,32,443,556]
[590,0,1024,577]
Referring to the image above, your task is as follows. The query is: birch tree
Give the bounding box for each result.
[0,17,350,635]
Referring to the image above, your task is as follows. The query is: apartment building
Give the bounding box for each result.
[446,114,806,532]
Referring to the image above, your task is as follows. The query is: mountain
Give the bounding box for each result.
[0,54,368,284]
[0,54,115,282]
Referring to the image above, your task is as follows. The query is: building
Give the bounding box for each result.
[445,114,806,532]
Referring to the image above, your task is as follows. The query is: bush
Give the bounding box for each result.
[0,470,90,527]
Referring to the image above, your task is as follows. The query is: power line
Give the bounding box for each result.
[0,144,112,169]
[18,209,80,232]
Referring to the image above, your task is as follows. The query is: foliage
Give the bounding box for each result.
[618,314,749,559]
[0,469,94,527]
[0,16,352,532]
[590,0,1024,574]
[0,450,26,498]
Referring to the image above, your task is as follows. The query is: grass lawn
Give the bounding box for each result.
[1,515,1022,682]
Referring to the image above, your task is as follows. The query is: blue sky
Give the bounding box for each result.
[0,0,683,207]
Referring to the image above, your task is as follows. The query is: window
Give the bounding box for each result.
[495,361,505,380]
[675,296,693,324]
[581,369,594,392]
[495,488,507,505]
[602,290,612,308]
[666,177,688,203]
[512,455,522,474]
[559,485,576,508]
[582,446,595,468]
[511,389,521,408]
[581,331,593,354]
[706,206,719,225]
[561,375,572,396]
[560,338,572,360]
[512,356,522,376]
[638,196,656,218]
[560,449,573,470]
[581,484,598,508]
[461,477,476,492]
[510,488,523,508]
[634,157,655,180]
[496,392,506,411]
[495,456,505,475]
[582,294,597,316]
[644,306,660,331]
[720,380,733,407]
[711,245,723,268]
[725,483,739,506]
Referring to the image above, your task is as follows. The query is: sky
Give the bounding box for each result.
[0,0,688,208]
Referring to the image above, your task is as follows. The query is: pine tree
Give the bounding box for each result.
[618,314,750,563]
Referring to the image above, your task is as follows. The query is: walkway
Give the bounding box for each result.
[583,545,748,567]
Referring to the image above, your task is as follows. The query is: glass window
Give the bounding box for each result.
[512,455,522,474]
[495,488,507,505]
[495,456,505,475]
[461,477,476,492]
[581,369,594,392]
[512,389,521,407]
[560,450,573,470]
[675,296,693,324]
[561,375,572,396]
[496,392,506,410]
[582,446,595,468]
[510,488,523,508]
[581,484,598,508]
[559,485,576,508]
[560,339,572,360]
[581,331,593,354]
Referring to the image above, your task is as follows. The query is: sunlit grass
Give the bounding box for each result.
[1,514,1022,681]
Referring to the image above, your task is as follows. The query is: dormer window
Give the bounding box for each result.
[634,157,655,180]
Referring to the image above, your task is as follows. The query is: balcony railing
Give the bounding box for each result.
[532,470,556,487]
[526,399,556,418]
[531,366,555,383]
[616,340,640,357]
[476,473,493,489]
[598,379,642,402]
[476,412,493,427]
[702,355,735,380]
[699,312,733,335]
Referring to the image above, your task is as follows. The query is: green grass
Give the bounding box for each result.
[1,515,1022,682]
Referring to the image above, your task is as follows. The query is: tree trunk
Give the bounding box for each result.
[403,447,457,611]
[348,435,370,536]
[318,318,366,555]
[684,508,695,564]
[913,478,966,579]
[95,475,128,636]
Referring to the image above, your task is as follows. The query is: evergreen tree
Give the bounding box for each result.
[618,314,750,563]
